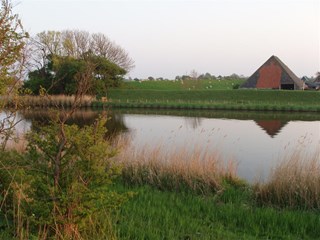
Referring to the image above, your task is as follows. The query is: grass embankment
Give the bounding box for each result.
[109,140,320,239]
[98,89,320,112]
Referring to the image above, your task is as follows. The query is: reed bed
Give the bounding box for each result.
[3,136,28,152]
[20,95,95,108]
[255,151,320,209]
[113,137,239,195]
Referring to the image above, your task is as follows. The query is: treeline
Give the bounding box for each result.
[128,72,247,82]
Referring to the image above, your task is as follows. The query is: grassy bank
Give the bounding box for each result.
[115,141,320,209]
[98,89,320,112]
[109,141,320,239]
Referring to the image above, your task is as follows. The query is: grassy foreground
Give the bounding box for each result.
[99,89,320,112]
[108,141,320,239]
[112,183,320,240]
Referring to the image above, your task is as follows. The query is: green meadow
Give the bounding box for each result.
[121,79,244,90]
[99,80,320,112]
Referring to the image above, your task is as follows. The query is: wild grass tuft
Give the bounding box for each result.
[113,139,239,195]
[255,151,320,209]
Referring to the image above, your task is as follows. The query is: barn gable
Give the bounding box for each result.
[241,56,304,90]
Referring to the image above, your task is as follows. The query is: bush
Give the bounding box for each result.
[0,116,129,239]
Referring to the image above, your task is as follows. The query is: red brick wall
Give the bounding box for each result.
[256,61,282,89]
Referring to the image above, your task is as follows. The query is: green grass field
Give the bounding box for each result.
[112,182,320,240]
[121,79,244,90]
[93,79,320,112]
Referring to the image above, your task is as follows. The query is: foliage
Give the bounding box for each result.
[0,0,28,150]
[0,116,128,239]
[1,2,129,239]
[0,0,28,94]
[24,54,126,95]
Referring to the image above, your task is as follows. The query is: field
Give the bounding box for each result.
[91,79,320,112]
[120,79,244,90]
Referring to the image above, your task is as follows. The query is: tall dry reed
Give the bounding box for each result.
[255,151,320,209]
[20,95,95,108]
[113,136,239,194]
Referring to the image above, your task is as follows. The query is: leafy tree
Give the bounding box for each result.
[0,4,128,239]
[0,116,128,239]
[0,0,28,149]
[0,0,28,94]
[24,54,126,95]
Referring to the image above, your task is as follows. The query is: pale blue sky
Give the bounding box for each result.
[16,0,319,79]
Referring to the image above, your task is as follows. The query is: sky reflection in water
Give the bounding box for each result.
[121,114,320,182]
[3,110,320,183]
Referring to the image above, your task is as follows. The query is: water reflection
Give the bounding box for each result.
[255,120,288,137]
[119,113,319,182]
[20,109,128,137]
[5,109,320,182]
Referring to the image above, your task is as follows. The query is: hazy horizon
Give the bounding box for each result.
[16,0,319,79]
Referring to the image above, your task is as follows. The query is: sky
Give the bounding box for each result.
[15,0,320,79]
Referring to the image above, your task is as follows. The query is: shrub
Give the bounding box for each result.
[0,116,129,239]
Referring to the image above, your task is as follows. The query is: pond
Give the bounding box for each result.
[4,109,320,183]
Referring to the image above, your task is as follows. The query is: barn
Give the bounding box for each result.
[241,56,304,90]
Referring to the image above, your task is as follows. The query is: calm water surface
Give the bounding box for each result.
[6,109,320,182]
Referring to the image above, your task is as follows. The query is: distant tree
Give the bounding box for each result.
[229,73,240,79]
[181,75,191,81]
[204,72,212,79]
[190,69,198,80]
[148,76,154,81]
[30,30,134,72]
[175,76,181,81]
[156,77,164,81]
[315,72,320,82]
[197,74,205,80]
[133,78,140,82]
